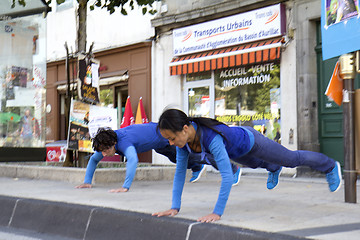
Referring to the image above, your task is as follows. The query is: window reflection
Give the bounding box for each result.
[188,87,210,117]
[214,62,281,141]
[0,15,46,147]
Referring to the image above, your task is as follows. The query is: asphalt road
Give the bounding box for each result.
[0,172,359,240]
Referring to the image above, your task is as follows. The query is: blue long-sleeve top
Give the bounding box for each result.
[84,122,169,189]
[171,123,254,216]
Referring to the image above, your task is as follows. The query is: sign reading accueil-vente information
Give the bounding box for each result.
[172,3,286,56]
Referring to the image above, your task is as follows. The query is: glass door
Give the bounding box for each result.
[184,79,214,118]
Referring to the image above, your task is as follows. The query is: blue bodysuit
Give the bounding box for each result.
[172,123,253,216]
[83,122,231,189]
[84,123,170,189]
[171,122,336,216]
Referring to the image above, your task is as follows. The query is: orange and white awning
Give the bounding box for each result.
[169,37,283,76]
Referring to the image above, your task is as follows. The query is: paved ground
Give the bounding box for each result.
[0,172,359,240]
[0,226,75,240]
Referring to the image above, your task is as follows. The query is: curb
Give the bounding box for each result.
[0,164,178,184]
[1,163,318,185]
[0,195,309,240]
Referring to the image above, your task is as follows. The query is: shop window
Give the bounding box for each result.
[100,88,114,107]
[188,86,210,117]
[184,62,281,141]
[184,74,214,118]
[0,15,46,148]
[214,62,281,141]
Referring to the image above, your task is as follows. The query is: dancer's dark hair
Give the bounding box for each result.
[158,109,227,141]
[92,127,117,151]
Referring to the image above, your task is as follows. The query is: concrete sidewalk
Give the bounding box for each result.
[0,172,359,240]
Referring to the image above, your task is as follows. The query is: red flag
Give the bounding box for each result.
[135,97,149,124]
[325,61,343,106]
[120,96,134,128]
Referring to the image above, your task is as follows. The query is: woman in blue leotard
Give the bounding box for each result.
[75,123,241,192]
[152,109,342,223]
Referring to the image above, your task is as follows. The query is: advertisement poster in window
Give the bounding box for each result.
[68,100,92,152]
[67,99,118,152]
[0,16,46,148]
[87,105,117,138]
[214,62,281,141]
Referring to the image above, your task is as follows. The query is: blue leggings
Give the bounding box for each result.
[155,145,204,172]
[233,126,336,174]
[155,145,238,173]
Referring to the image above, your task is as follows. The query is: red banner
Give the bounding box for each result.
[135,97,149,124]
[121,96,134,128]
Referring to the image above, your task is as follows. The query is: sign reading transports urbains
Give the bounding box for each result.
[172,3,286,56]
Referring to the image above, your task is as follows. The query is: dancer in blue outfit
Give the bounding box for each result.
[152,109,342,223]
[76,123,241,192]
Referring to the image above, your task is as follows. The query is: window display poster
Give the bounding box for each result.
[78,54,100,104]
[5,66,31,101]
[0,15,46,149]
[67,99,118,152]
[88,105,117,138]
[6,66,30,88]
[68,100,92,152]
[0,68,44,149]
[214,62,281,141]
[0,107,42,147]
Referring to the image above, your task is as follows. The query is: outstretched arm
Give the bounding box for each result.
[153,147,188,217]
[171,148,188,211]
[198,134,233,222]
[109,146,138,192]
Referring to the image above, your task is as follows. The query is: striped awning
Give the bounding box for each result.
[169,37,283,76]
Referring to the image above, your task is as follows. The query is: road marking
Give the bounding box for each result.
[185,222,201,240]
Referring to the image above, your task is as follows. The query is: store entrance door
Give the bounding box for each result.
[114,86,128,129]
[316,22,360,166]
[184,79,214,118]
[316,22,344,165]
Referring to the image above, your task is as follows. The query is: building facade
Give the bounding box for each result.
[45,1,156,162]
[45,0,359,167]
[150,0,355,166]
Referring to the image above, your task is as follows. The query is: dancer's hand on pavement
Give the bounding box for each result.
[197,213,221,223]
[109,187,129,193]
[152,209,178,217]
[75,183,92,189]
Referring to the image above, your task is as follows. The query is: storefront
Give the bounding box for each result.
[46,41,152,162]
[0,0,48,161]
[168,4,285,141]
